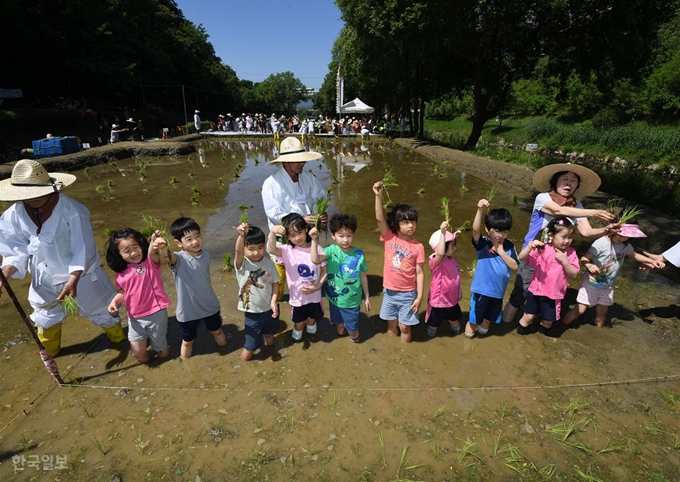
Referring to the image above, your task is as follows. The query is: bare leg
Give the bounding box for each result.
[502,302,519,323]
[180,340,194,360]
[563,303,588,325]
[210,328,227,346]
[240,348,254,361]
[130,340,150,363]
[398,323,412,343]
[594,305,609,327]
[387,319,399,336]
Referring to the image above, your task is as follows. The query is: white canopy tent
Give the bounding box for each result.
[339,97,375,114]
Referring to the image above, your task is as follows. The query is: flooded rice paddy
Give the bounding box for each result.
[0,138,679,481]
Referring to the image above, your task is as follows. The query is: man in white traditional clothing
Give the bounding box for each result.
[0,160,126,356]
[261,137,327,298]
[194,109,201,133]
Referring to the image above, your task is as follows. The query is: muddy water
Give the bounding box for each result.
[0,139,679,481]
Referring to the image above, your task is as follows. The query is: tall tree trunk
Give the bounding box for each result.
[465,111,486,150]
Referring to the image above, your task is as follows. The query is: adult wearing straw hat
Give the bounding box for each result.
[0,160,126,356]
[261,137,327,299]
[502,162,617,325]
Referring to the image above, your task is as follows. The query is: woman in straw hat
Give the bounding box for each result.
[261,137,327,299]
[502,163,617,324]
[0,160,126,356]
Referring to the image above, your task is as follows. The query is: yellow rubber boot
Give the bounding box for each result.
[38,324,62,357]
[276,262,286,301]
[102,322,126,343]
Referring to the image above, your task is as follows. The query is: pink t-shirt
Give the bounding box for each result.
[380,231,425,292]
[115,257,171,318]
[279,244,326,307]
[428,255,461,307]
[527,244,579,300]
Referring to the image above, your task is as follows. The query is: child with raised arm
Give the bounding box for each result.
[562,221,662,328]
[166,217,226,360]
[425,221,463,337]
[310,214,370,342]
[516,217,580,336]
[373,181,425,343]
[106,229,171,363]
[234,223,280,361]
[468,199,519,338]
[267,213,327,346]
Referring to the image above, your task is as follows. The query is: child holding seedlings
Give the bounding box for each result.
[106,229,171,363]
[468,199,519,338]
[562,221,662,328]
[234,223,281,361]
[373,181,425,343]
[516,217,579,336]
[165,217,226,359]
[310,213,370,342]
[267,213,327,345]
[425,222,463,337]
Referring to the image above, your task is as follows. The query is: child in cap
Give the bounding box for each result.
[562,220,662,328]
[425,221,463,337]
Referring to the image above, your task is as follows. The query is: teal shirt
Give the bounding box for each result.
[322,244,368,308]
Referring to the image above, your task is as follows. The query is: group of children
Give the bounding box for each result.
[103,180,662,363]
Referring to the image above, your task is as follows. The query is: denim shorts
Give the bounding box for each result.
[244,310,279,352]
[128,308,169,353]
[177,311,222,342]
[379,289,420,326]
[328,302,360,334]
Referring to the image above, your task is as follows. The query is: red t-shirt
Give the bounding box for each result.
[380,231,425,291]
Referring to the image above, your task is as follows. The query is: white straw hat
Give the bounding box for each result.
[266,137,323,166]
[532,162,601,197]
[0,159,76,201]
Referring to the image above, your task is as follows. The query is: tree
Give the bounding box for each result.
[254,72,306,115]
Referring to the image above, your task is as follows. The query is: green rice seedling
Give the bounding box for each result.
[597,439,626,454]
[60,295,79,317]
[239,208,249,225]
[83,407,93,418]
[626,437,645,456]
[222,253,233,273]
[133,432,146,455]
[106,179,114,190]
[217,177,224,186]
[492,433,503,456]
[606,196,623,214]
[169,176,178,184]
[429,439,440,458]
[432,405,445,420]
[616,204,644,225]
[378,430,386,466]
[250,445,269,465]
[674,434,680,450]
[93,437,106,455]
[191,186,201,195]
[659,389,678,407]
[139,409,152,425]
[644,421,665,435]
[330,394,340,410]
[485,183,499,204]
[95,185,106,194]
[511,194,519,205]
[498,401,514,419]
[457,438,476,465]
[312,197,331,230]
[191,195,199,206]
[547,419,577,441]
[466,259,478,278]
[138,168,146,180]
[573,465,604,482]
[175,465,189,475]
[396,444,425,477]
[441,197,450,225]
[188,170,195,178]
[555,398,593,415]
[460,172,468,191]
[418,187,426,195]
[457,220,471,232]
[566,440,595,455]
[501,442,525,474]
[20,435,29,454]
[84,167,90,176]
[104,227,117,239]
[538,463,558,479]
[380,165,398,207]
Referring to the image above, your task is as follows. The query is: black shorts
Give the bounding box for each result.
[426,304,462,327]
[291,302,324,323]
[177,312,222,342]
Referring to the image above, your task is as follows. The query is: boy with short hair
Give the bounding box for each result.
[234,223,281,361]
[468,199,519,338]
[310,214,370,343]
[166,217,226,359]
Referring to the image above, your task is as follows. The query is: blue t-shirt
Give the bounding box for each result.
[470,236,518,299]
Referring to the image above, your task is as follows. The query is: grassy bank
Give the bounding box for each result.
[424,116,680,218]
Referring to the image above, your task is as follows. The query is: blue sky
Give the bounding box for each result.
[174,1,344,91]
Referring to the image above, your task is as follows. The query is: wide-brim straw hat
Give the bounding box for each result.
[618,224,646,238]
[266,137,323,166]
[111,124,119,129]
[126,117,136,123]
[532,162,601,197]
[195,110,200,114]
[0,159,76,201]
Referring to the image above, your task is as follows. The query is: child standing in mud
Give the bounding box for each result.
[562,221,663,328]
[468,199,519,338]
[267,213,327,346]
[310,213,371,343]
[516,217,579,336]
[234,223,280,361]
[373,181,425,343]
[106,228,171,363]
[425,221,463,337]
[166,217,227,360]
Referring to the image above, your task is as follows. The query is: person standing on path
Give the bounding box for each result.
[0,160,126,356]
[261,137,327,299]
[194,109,201,134]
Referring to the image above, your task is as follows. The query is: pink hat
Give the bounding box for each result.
[428,229,462,250]
[617,224,646,238]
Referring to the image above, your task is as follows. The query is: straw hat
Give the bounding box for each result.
[194,110,200,114]
[126,117,136,123]
[266,137,323,166]
[111,124,119,129]
[0,159,76,201]
[532,162,601,197]
[428,229,462,251]
[617,224,646,238]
